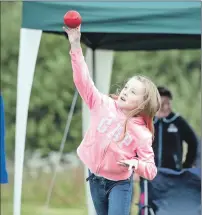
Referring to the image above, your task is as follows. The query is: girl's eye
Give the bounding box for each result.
[132,91,136,94]
[124,86,127,89]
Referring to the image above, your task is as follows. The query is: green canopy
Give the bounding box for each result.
[22,1,201,51]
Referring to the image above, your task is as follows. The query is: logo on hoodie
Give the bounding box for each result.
[97,116,133,147]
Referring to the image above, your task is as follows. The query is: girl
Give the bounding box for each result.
[63,26,161,215]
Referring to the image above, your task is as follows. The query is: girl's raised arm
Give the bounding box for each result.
[64,27,107,110]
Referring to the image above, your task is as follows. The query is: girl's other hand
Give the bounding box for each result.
[117,159,138,171]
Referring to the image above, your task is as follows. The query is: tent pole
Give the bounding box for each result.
[44,90,78,209]
[84,48,97,215]
[84,48,114,215]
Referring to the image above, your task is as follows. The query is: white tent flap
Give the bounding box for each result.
[14,28,42,215]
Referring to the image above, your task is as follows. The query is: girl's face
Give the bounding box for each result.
[117,78,145,115]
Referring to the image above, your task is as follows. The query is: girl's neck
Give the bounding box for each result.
[121,109,130,117]
[120,108,141,118]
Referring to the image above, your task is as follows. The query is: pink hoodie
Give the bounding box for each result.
[70,48,157,181]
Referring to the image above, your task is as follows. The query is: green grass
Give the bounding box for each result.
[1,203,87,215]
[1,165,139,215]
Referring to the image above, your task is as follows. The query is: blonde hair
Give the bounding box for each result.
[110,75,161,140]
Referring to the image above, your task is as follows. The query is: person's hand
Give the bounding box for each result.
[117,159,138,171]
[63,26,81,50]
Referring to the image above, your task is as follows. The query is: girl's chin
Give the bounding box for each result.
[117,101,127,108]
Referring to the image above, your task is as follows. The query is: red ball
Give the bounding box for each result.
[63,10,82,28]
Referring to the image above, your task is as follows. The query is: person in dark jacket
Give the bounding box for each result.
[138,86,198,215]
[153,86,198,170]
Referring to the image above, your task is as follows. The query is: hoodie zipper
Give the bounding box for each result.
[95,141,111,175]
[95,124,123,175]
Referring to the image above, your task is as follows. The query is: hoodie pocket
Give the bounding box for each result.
[101,151,128,174]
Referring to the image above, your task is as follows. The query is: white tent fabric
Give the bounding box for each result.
[14,28,42,215]
[14,29,114,215]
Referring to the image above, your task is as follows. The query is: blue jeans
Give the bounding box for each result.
[87,172,133,215]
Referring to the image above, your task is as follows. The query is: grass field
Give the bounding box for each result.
[1,166,139,215]
[1,203,87,215]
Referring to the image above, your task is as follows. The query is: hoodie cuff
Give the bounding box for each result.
[136,159,146,173]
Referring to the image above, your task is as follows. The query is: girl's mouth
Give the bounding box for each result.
[121,97,126,101]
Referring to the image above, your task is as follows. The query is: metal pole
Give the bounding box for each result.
[144,179,149,215]
[44,90,78,209]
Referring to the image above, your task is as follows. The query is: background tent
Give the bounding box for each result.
[14,2,201,215]
[22,2,200,50]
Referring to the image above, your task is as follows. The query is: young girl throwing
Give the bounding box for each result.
[63,26,161,215]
